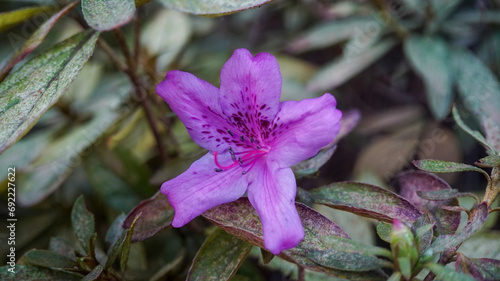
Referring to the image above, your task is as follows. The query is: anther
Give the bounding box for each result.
[238,157,244,165]
[256,145,261,149]
[250,137,254,143]
[229,147,236,160]
[227,129,234,137]
[240,135,244,142]
[214,168,223,172]
[242,171,247,175]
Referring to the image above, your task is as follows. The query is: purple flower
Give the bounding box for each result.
[156,49,342,254]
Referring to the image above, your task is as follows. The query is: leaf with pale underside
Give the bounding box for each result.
[404,35,452,120]
[0,2,78,81]
[475,155,500,168]
[123,191,174,242]
[203,198,386,279]
[0,265,81,280]
[452,106,497,155]
[0,31,99,154]
[82,0,136,31]
[310,182,422,224]
[25,249,77,269]
[187,228,252,281]
[425,262,475,281]
[157,0,274,15]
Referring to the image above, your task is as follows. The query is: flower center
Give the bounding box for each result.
[213,145,269,175]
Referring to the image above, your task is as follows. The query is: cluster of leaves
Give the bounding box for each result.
[1,0,500,280]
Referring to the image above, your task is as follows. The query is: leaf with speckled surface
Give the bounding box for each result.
[82,0,136,31]
[431,203,489,253]
[0,31,99,154]
[412,160,489,179]
[71,196,95,256]
[157,0,274,15]
[456,253,500,280]
[187,228,252,281]
[0,265,81,280]
[425,262,475,281]
[398,171,460,235]
[310,182,422,224]
[123,191,174,242]
[203,198,386,280]
[0,2,78,81]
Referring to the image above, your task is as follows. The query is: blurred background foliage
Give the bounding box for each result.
[0,0,500,280]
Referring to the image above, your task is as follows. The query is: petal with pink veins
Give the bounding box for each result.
[219,49,282,141]
[247,160,304,254]
[268,93,342,168]
[156,70,239,152]
[162,152,248,227]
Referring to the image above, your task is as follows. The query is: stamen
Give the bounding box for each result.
[250,137,254,143]
[229,147,236,160]
[238,157,244,165]
[240,135,244,142]
[214,168,223,172]
[256,145,261,149]
[227,130,234,137]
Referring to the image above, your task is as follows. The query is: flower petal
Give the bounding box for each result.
[161,152,248,227]
[156,70,236,152]
[268,93,342,167]
[247,160,304,254]
[219,49,282,142]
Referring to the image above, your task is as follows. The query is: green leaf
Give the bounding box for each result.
[120,214,140,272]
[203,198,386,280]
[26,249,76,269]
[123,191,174,242]
[431,203,489,253]
[286,17,374,53]
[456,253,500,281]
[157,0,274,15]
[0,31,99,154]
[82,264,103,281]
[404,35,452,120]
[320,235,392,259]
[425,262,475,281]
[417,189,459,200]
[310,182,422,223]
[187,228,252,281]
[451,46,500,152]
[82,0,136,31]
[0,2,78,81]
[292,142,336,178]
[0,6,56,32]
[0,265,81,280]
[452,106,497,154]
[307,38,396,93]
[104,228,127,269]
[49,237,76,260]
[459,231,500,259]
[376,222,392,243]
[387,271,401,281]
[475,155,500,168]
[412,160,490,180]
[71,196,96,256]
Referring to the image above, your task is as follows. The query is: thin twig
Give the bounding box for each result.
[298,265,305,281]
[97,39,128,72]
[133,14,141,72]
[113,29,137,73]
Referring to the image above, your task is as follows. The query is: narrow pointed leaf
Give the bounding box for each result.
[307,38,396,92]
[0,31,99,154]
[286,18,373,53]
[417,189,459,200]
[0,6,56,32]
[320,235,392,259]
[425,262,475,281]
[475,155,500,168]
[404,35,452,120]
[456,253,500,280]
[451,47,500,152]
[0,2,78,81]
[431,203,489,252]
[187,228,252,281]
[310,182,422,223]
[413,160,490,179]
[376,222,392,243]
[452,106,497,154]
[25,249,77,269]
[82,264,103,281]
[82,0,136,31]
[71,196,95,256]
[292,143,336,178]
[157,0,274,15]
[123,191,174,242]
[203,198,385,279]
[120,214,140,272]
[49,237,76,260]
[0,265,81,280]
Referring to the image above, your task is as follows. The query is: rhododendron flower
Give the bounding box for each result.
[156,49,342,254]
